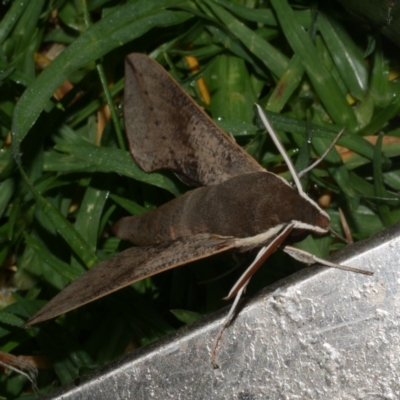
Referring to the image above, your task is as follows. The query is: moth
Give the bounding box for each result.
[24,54,371,366]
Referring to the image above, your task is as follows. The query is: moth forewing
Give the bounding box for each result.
[23,234,239,327]
[124,53,264,187]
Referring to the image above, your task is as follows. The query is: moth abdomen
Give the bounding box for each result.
[113,171,329,247]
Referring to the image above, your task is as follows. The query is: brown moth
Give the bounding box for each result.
[24,54,371,362]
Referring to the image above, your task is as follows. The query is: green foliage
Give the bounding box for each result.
[1,0,400,396]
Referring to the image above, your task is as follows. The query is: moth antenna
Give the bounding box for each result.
[211,283,248,369]
[298,128,345,178]
[256,105,330,221]
[338,208,354,244]
[283,245,373,275]
[329,227,351,244]
[256,105,306,197]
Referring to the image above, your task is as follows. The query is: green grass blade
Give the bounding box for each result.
[264,111,377,161]
[0,0,30,44]
[204,0,289,77]
[73,180,109,253]
[24,233,83,284]
[266,55,305,113]
[69,78,124,128]
[110,194,147,215]
[369,36,390,108]
[17,164,98,268]
[207,54,256,123]
[53,143,181,196]
[82,0,126,151]
[270,0,358,129]
[374,133,393,226]
[0,178,14,219]
[12,0,190,143]
[317,13,368,100]
[213,0,312,28]
[358,96,400,136]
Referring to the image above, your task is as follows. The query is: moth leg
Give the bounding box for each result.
[225,223,295,300]
[211,281,249,369]
[283,245,373,275]
[211,224,294,368]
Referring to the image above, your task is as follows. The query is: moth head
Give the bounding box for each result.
[287,193,330,243]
